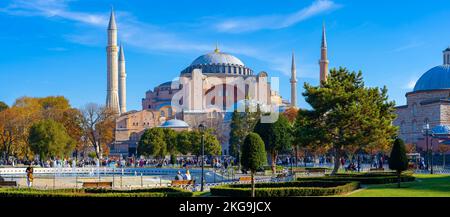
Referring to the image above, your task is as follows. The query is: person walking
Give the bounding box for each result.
[26,164,34,188]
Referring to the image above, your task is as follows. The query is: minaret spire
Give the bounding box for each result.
[106,7,120,114]
[321,22,327,48]
[119,44,127,113]
[290,51,297,108]
[108,7,117,30]
[319,22,329,85]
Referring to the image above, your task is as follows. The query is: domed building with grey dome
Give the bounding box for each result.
[394,47,450,149]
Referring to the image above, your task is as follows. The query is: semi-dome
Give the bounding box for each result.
[413,65,450,92]
[159,119,189,128]
[180,48,253,75]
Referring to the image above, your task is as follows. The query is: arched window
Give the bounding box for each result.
[412,120,417,133]
[400,121,406,134]
[411,103,417,116]
[161,110,165,117]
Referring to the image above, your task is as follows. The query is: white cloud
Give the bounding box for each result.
[1,0,107,26]
[404,77,419,89]
[0,0,321,79]
[215,0,340,33]
[391,41,424,53]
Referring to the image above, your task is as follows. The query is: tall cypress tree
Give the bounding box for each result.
[389,138,408,188]
[241,132,267,197]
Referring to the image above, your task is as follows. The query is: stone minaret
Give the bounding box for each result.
[106,9,120,114]
[118,45,127,113]
[319,23,329,84]
[290,51,297,108]
[444,47,450,65]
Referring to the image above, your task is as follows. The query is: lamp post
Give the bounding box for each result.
[199,123,206,192]
[430,137,434,174]
[423,123,430,171]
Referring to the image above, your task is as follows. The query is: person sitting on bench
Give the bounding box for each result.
[184,170,192,180]
[175,171,183,180]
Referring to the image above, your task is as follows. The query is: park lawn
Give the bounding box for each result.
[192,191,211,197]
[346,174,450,197]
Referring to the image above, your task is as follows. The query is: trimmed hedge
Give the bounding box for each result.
[298,172,415,184]
[0,187,193,197]
[210,181,359,197]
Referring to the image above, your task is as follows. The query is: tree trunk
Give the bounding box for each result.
[271,152,277,174]
[331,148,341,175]
[397,170,401,188]
[251,170,255,197]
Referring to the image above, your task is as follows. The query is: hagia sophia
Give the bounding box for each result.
[103,10,330,157]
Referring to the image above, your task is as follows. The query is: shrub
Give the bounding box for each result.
[210,181,359,197]
[0,187,193,197]
[298,172,415,184]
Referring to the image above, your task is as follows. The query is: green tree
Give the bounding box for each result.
[388,138,408,188]
[295,68,398,175]
[190,130,221,157]
[163,128,178,155]
[229,110,244,158]
[254,114,292,173]
[241,132,267,197]
[176,131,193,155]
[0,101,8,112]
[28,119,74,161]
[229,103,261,161]
[138,128,167,159]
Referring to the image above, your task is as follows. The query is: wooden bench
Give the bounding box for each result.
[82,181,113,189]
[369,168,385,172]
[238,176,254,182]
[276,173,288,178]
[293,168,326,176]
[0,181,17,187]
[171,180,195,188]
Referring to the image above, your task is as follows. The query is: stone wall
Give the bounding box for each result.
[394,89,450,145]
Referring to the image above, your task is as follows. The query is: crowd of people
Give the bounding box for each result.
[0,155,236,170]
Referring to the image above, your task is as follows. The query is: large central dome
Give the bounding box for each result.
[190,51,245,66]
[413,65,450,92]
[180,48,253,75]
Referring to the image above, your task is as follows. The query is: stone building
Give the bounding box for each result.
[110,110,161,156]
[394,47,450,149]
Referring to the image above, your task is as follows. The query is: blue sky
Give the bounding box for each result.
[0,0,449,111]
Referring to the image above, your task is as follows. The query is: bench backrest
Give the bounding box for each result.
[0,181,17,186]
[239,176,254,182]
[171,180,195,185]
[82,182,113,188]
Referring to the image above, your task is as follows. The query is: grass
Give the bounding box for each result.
[346,174,450,197]
[192,191,211,197]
